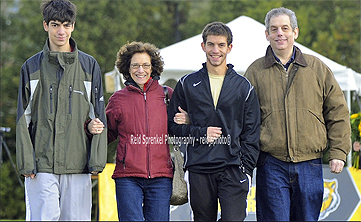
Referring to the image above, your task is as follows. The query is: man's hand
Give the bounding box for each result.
[88,118,104,134]
[207,127,222,143]
[23,174,36,179]
[329,159,345,174]
[353,141,361,151]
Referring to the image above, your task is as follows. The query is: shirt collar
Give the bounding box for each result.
[272,47,296,71]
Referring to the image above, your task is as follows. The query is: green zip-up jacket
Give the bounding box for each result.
[16,38,107,175]
[244,46,351,163]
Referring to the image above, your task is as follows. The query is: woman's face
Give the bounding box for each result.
[129,52,152,89]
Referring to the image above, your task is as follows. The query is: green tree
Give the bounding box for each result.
[1,0,361,219]
[0,0,192,219]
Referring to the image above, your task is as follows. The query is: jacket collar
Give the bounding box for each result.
[264,45,307,69]
[43,37,77,65]
[125,78,158,93]
[201,62,235,76]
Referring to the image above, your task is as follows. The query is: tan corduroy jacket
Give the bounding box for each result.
[244,46,351,163]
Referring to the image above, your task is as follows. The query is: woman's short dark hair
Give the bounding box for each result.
[115,41,164,81]
[41,0,77,24]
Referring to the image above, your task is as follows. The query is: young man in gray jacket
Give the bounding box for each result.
[16,0,107,220]
[244,7,351,221]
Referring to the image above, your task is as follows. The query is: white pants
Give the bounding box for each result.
[25,173,92,221]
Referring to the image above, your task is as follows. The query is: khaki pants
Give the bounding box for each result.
[25,173,92,221]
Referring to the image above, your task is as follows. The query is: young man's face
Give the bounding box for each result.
[201,35,232,68]
[43,20,74,52]
[265,14,298,54]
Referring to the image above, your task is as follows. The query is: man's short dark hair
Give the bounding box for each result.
[41,0,77,24]
[201,21,233,46]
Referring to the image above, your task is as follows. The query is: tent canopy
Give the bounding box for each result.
[159,15,360,92]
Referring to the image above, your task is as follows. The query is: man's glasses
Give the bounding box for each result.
[130,63,152,70]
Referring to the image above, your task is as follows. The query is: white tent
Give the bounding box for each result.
[106,15,361,93]
[160,15,360,93]
[158,15,360,167]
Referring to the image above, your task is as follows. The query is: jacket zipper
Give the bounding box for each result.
[144,92,151,178]
[49,85,53,114]
[69,85,72,114]
[122,143,127,169]
[94,86,98,117]
[95,86,98,100]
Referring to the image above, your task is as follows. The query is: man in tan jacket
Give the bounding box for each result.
[244,7,351,221]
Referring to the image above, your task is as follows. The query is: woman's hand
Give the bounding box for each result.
[174,106,190,125]
[88,118,104,134]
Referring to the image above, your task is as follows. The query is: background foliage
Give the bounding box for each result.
[1,0,361,219]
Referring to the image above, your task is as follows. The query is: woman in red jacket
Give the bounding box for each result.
[104,41,182,221]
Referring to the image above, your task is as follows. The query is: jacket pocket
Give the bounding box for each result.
[49,85,53,114]
[119,143,127,170]
[296,109,327,153]
[68,85,72,114]
[260,110,287,153]
[94,86,99,117]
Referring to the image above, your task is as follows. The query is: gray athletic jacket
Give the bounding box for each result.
[16,38,107,175]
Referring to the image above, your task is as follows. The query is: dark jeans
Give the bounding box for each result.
[115,177,172,221]
[256,153,324,221]
[189,166,249,221]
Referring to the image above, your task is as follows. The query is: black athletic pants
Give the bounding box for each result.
[189,166,249,221]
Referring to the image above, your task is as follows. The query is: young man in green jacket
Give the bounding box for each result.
[244,7,351,221]
[16,0,107,220]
